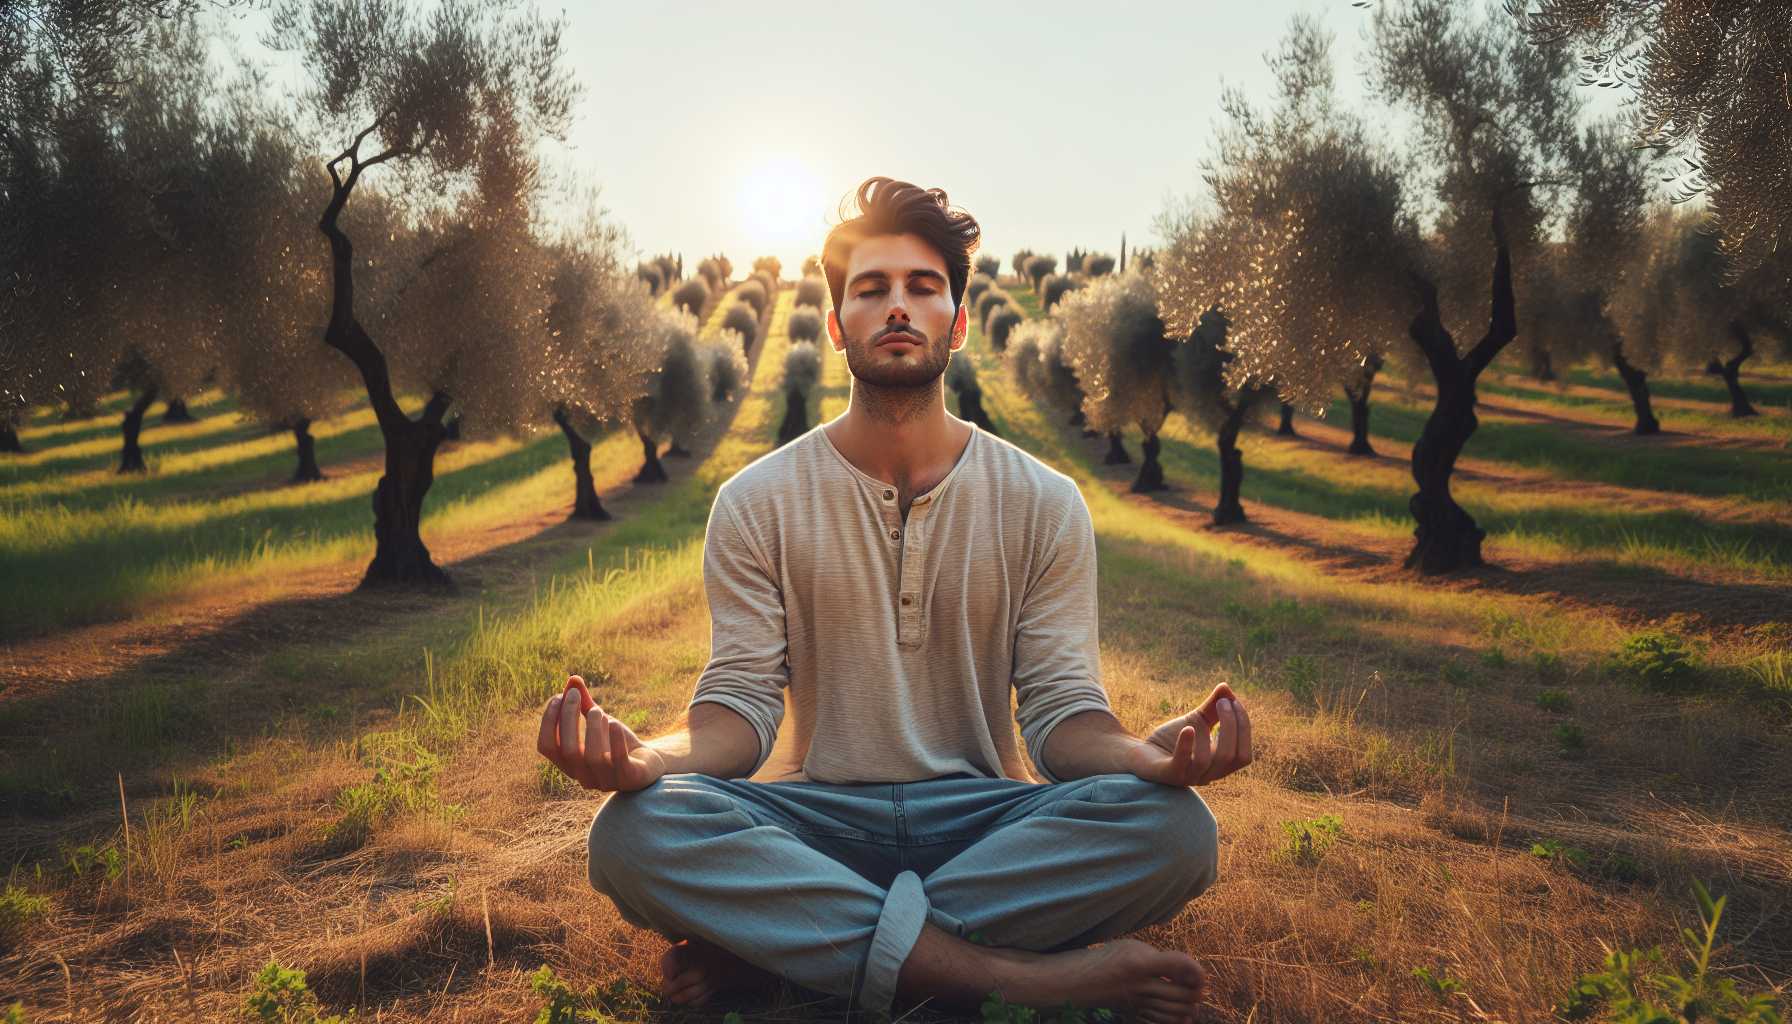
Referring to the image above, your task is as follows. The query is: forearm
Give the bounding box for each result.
[645,701,762,779]
[1039,709,1144,782]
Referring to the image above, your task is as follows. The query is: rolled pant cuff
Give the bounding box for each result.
[860,869,929,1014]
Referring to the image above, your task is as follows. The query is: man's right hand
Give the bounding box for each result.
[537,675,667,793]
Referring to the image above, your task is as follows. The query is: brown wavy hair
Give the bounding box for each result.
[821,177,982,316]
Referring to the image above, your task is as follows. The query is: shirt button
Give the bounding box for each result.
[883,490,893,501]
[901,595,912,606]
[889,529,901,540]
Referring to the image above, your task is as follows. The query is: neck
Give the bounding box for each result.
[826,379,970,489]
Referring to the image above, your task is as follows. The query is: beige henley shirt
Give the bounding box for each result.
[687,420,1114,785]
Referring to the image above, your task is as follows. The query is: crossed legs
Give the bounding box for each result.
[587,772,1221,1019]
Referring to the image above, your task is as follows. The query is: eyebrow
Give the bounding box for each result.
[846,268,949,290]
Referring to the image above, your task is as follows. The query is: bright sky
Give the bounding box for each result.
[550,0,1384,274]
[217,1,1632,277]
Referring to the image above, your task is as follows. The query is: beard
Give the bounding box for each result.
[841,321,952,391]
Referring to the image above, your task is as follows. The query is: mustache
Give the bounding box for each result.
[873,324,926,344]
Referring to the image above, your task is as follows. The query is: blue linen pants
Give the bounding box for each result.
[586,770,1221,1015]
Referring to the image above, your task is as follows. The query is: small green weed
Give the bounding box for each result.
[241,961,350,1023]
[527,965,639,1023]
[1555,722,1587,755]
[1615,631,1699,691]
[1412,964,1466,998]
[1480,646,1510,670]
[1557,881,1781,1022]
[1532,839,1592,871]
[536,760,581,798]
[0,885,50,949]
[1441,658,1476,687]
[1282,655,1322,707]
[327,731,460,850]
[1276,814,1344,866]
[1536,689,1573,713]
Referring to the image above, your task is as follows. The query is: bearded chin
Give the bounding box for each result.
[843,332,951,390]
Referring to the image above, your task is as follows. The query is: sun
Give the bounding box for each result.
[737,155,825,268]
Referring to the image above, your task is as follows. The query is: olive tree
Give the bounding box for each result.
[268,0,579,586]
[944,355,999,437]
[541,211,660,520]
[1058,271,1177,491]
[631,307,710,483]
[1509,0,1791,278]
[1162,18,1412,471]
[1367,0,1584,573]
[776,341,821,446]
[1005,317,1095,437]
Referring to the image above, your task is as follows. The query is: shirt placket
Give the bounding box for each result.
[878,485,933,647]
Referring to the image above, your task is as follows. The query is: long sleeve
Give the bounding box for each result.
[1011,482,1113,783]
[688,488,789,776]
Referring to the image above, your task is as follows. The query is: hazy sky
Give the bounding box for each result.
[222,1,1631,277]
[549,0,1383,273]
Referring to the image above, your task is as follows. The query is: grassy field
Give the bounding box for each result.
[1,281,1789,1022]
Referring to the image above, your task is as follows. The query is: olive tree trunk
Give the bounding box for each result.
[634,428,668,483]
[1132,432,1167,493]
[291,418,324,482]
[1103,431,1131,465]
[553,407,609,520]
[319,143,452,588]
[1213,404,1248,525]
[0,422,22,454]
[778,385,809,446]
[1276,402,1297,436]
[118,385,159,474]
[162,397,196,423]
[1705,323,1759,418]
[1402,208,1517,574]
[1610,342,1660,435]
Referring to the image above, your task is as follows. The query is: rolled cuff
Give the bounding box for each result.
[859,869,930,1014]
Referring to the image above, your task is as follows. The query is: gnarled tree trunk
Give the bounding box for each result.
[553,407,609,520]
[634,428,668,483]
[1276,402,1297,436]
[1705,323,1759,418]
[118,386,158,474]
[364,404,449,585]
[0,422,21,454]
[1610,343,1660,435]
[162,397,195,423]
[1132,432,1166,493]
[1403,209,1516,574]
[1213,405,1248,525]
[291,418,324,482]
[1103,431,1131,465]
[319,144,453,589]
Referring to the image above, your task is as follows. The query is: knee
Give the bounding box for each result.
[1098,775,1221,895]
[585,778,676,892]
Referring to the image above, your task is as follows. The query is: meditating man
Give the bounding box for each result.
[536,176,1254,1023]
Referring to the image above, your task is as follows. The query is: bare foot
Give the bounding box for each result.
[658,936,784,1006]
[1001,938,1208,1024]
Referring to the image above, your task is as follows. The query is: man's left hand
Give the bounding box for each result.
[1125,683,1253,787]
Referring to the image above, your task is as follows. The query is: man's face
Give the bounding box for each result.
[827,232,967,390]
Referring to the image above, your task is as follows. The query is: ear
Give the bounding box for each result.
[949,303,968,351]
[826,308,844,352]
